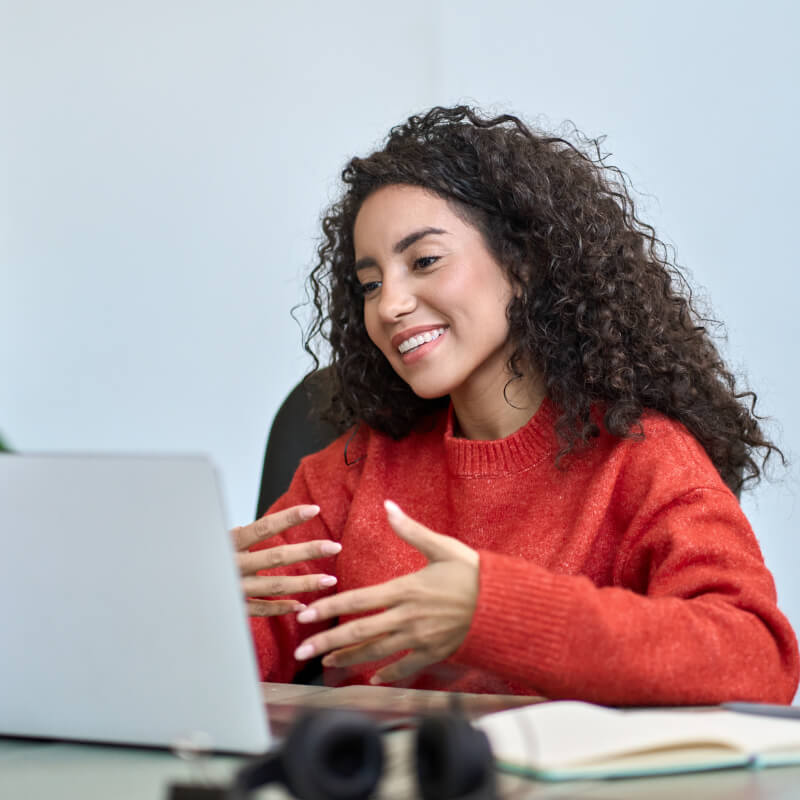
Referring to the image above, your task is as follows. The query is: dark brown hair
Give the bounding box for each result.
[302,105,782,493]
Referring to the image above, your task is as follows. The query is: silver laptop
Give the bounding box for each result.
[0,453,272,754]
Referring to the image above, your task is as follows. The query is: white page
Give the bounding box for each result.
[475,701,800,769]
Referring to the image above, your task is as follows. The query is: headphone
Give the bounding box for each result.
[168,707,496,800]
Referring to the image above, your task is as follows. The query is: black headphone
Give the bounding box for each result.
[168,707,496,800]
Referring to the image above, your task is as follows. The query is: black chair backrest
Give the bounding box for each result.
[255,369,338,684]
[256,369,339,519]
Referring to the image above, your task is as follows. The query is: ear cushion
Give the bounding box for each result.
[281,710,385,800]
[415,714,496,800]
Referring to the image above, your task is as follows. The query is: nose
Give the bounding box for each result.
[376,272,416,322]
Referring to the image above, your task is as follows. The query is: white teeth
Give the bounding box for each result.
[398,327,447,354]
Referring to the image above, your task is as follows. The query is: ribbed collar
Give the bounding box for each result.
[444,396,560,477]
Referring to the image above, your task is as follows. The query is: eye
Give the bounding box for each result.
[414,256,440,270]
[356,280,381,298]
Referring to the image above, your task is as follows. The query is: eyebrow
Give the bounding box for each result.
[354,227,449,272]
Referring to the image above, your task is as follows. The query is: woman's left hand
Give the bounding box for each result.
[293,500,479,685]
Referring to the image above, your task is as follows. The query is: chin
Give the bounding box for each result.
[405,381,452,400]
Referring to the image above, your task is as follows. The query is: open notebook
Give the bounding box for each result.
[475,700,800,781]
[0,454,271,755]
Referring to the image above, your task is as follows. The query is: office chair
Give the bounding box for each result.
[256,368,339,685]
[256,368,339,519]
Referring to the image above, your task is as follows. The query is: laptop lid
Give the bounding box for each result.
[0,453,271,754]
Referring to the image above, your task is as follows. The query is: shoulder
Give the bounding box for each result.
[634,409,722,482]
[597,408,733,507]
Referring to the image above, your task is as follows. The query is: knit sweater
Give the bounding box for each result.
[249,398,799,705]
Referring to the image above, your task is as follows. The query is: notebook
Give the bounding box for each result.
[0,453,272,755]
[475,700,800,781]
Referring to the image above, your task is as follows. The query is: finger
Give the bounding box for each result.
[247,599,307,617]
[237,539,341,575]
[294,606,408,661]
[295,578,407,624]
[231,504,320,551]
[384,500,477,565]
[242,572,337,597]
[322,632,408,668]
[370,651,436,685]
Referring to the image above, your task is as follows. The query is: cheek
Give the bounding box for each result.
[441,267,512,330]
[480,269,515,328]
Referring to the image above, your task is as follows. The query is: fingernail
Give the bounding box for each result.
[319,575,337,588]
[320,541,342,555]
[293,603,307,611]
[297,608,318,623]
[369,674,384,685]
[300,505,320,520]
[384,499,401,517]
[294,643,314,660]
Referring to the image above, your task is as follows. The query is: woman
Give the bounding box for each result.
[234,106,799,705]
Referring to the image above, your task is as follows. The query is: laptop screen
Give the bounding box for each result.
[0,453,271,754]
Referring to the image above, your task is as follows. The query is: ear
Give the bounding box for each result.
[508,264,533,302]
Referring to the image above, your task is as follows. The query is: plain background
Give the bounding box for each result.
[3,2,799,696]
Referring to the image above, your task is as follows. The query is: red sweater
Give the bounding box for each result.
[250,398,799,705]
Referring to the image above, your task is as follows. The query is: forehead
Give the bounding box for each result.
[353,185,467,249]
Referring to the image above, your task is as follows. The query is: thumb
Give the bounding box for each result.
[384,500,478,565]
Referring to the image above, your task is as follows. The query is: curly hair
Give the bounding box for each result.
[302,105,782,494]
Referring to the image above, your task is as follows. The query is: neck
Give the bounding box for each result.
[451,372,546,441]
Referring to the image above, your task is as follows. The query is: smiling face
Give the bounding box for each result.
[353,184,516,409]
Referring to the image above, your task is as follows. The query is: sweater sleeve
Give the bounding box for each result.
[248,443,354,683]
[451,487,799,705]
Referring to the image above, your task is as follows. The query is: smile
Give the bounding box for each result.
[397,327,448,354]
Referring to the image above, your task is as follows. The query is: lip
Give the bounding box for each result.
[390,324,449,350]
[400,330,447,365]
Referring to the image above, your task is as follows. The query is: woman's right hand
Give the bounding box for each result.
[231,504,341,617]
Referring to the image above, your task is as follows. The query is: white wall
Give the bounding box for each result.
[1,0,439,521]
[3,1,799,689]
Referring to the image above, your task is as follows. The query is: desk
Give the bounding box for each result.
[2,683,800,799]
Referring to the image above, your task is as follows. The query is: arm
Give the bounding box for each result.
[453,488,799,705]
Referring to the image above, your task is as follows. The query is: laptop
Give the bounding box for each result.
[0,453,272,754]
